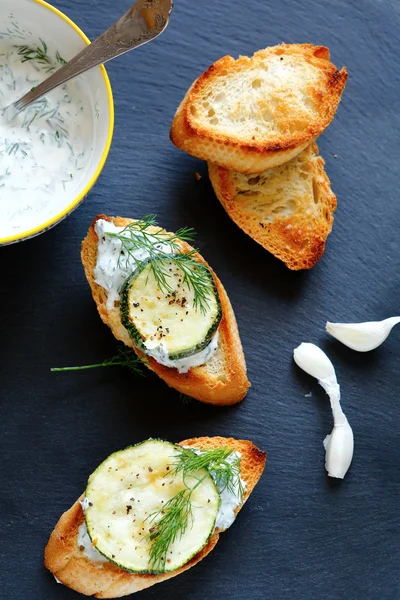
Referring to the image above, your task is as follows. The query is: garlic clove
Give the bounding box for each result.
[323,419,354,479]
[294,343,353,479]
[293,343,337,383]
[326,317,400,352]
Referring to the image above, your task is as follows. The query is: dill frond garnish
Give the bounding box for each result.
[5,139,29,158]
[17,39,51,64]
[209,452,244,496]
[16,41,67,73]
[51,347,146,376]
[55,50,67,65]
[106,215,214,315]
[172,447,244,496]
[146,446,243,570]
[146,487,196,570]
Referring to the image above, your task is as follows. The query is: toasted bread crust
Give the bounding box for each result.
[44,437,266,598]
[208,143,337,270]
[171,44,347,173]
[81,216,250,405]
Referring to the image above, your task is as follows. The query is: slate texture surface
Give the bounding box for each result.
[1,1,399,599]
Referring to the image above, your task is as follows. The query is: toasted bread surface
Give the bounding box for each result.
[208,143,337,270]
[81,215,249,405]
[171,43,347,173]
[44,437,266,598]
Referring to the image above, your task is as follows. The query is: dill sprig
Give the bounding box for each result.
[173,447,244,496]
[146,446,243,570]
[51,347,146,376]
[17,39,51,64]
[106,215,214,315]
[209,452,244,497]
[146,486,196,570]
[55,50,67,65]
[16,41,67,72]
[5,140,29,157]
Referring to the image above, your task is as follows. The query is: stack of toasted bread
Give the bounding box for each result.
[171,43,347,269]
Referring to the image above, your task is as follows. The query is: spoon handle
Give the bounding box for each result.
[13,0,173,112]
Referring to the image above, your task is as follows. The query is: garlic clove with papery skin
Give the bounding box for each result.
[326,317,400,352]
[323,418,354,479]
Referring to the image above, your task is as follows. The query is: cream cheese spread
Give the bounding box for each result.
[213,452,245,530]
[77,521,109,564]
[143,330,219,374]
[94,219,161,312]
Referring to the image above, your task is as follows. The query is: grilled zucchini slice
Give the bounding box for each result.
[120,257,222,360]
[84,440,220,574]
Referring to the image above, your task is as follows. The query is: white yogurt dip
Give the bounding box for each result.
[0,40,94,238]
[94,219,164,312]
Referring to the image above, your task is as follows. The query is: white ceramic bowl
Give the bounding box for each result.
[0,0,114,245]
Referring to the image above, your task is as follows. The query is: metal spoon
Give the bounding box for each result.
[11,0,173,113]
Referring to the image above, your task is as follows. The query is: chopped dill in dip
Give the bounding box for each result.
[0,39,94,239]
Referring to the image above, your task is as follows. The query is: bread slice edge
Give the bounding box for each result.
[171,43,347,173]
[208,142,337,270]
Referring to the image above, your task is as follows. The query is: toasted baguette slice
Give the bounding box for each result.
[81,215,250,405]
[208,143,337,270]
[171,43,347,174]
[45,437,266,598]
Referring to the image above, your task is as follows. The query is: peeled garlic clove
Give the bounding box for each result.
[326,317,400,352]
[293,343,337,383]
[294,343,353,479]
[323,419,354,479]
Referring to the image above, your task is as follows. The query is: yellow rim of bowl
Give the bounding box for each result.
[0,0,115,245]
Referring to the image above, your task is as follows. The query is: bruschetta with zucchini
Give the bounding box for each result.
[45,436,266,598]
[81,215,250,405]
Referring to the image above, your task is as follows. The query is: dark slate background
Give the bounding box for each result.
[1,0,400,599]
